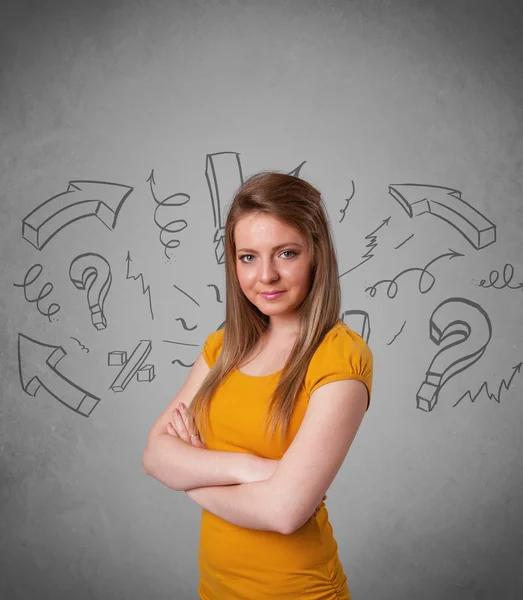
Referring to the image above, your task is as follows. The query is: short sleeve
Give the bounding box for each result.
[305,324,374,410]
[202,328,225,368]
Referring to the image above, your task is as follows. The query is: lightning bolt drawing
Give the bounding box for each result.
[125,251,154,320]
[454,362,523,407]
[339,216,391,279]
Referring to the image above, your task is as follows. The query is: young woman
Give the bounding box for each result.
[142,171,374,600]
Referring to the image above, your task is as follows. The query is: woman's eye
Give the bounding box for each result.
[240,254,254,263]
[281,250,296,258]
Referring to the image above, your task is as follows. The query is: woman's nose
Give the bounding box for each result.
[259,260,279,283]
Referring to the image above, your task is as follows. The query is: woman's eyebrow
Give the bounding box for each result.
[237,242,303,253]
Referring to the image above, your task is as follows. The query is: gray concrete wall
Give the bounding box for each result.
[1,1,522,598]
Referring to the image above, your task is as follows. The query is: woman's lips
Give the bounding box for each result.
[260,291,285,300]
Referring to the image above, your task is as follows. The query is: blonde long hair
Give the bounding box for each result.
[189,171,341,443]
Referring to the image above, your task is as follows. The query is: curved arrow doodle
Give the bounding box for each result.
[18,333,100,417]
[69,253,112,330]
[338,217,391,279]
[21,180,133,250]
[416,297,492,412]
[388,183,496,250]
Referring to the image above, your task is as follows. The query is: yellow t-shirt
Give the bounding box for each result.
[197,319,373,600]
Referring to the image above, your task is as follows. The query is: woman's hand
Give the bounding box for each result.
[166,403,207,449]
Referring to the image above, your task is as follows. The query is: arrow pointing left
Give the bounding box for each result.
[21,180,133,250]
[18,333,101,416]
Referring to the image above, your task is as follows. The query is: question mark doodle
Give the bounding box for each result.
[417,297,492,412]
[69,253,112,330]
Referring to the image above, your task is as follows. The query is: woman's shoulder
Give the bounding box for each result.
[202,327,225,367]
[315,319,372,356]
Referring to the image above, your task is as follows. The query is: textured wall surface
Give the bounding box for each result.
[1,1,522,598]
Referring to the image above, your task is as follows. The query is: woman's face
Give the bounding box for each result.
[234,213,314,321]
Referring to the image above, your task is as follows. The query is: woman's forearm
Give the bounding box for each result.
[143,433,253,491]
[185,479,283,533]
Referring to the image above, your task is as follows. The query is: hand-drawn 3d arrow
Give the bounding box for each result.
[388,184,496,250]
[18,333,100,417]
[22,180,133,250]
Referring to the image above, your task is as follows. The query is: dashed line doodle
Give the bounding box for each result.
[13,263,60,322]
[69,337,89,353]
[476,263,523,291]
[341,309,371,343]
[175,317,197,331]
[125,251,154,320]
[147,169,189,260]
[18,333,100,417]
[108,340,154,392]
[416,297,492,412]
[173,284,200,307]
[69,253,112,331]
[453,361,522,407]
[394,233,414,250]
[338,217,391,279]
[388,184,497,250]
[386,320,407,346]
[207,284,223,303]
[365,249,464,298]
[206,152,244,265]
[21,180,133,251]
[338,180,356,224]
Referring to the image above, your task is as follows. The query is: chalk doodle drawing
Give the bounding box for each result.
[21,180,133,250]
[18,333,100,417]
[173,283,200,307]
[388,184,497,250]
[387,320,407,346]
[338,180,356,224]
[69,253,112,331]
[163,339,200,366]
[365,248,464,298]
[341,309,371,343]
[453,361,522,407]
[176,317,197,331]
[108,340,154,392]
[13,264,60,322]
[147,169,190,260]
[207,283,223,303]
[476,263,523,291]
[394,233,414,250]
[338,217,391,279]
[416,297,492,412]
[69,337,90,353]
[125,251,154,320]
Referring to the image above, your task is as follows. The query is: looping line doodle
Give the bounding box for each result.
[388,183,497,250]
[21,180,133,250]
[416,297,492,412]
[125,251,154,320]
[339,180,356,224]
[69,253,112,330]
[365,249,464,298]
[13,264,61,321]
[477,263,523,291]
[147,169,189,259]
[18,333,100,417]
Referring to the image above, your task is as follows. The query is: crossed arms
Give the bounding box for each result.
[142,352,368,535]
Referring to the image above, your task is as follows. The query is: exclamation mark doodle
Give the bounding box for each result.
[205,152,244,264]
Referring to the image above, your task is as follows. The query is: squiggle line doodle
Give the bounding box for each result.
[207,284,223,303]
[477,263,523,291]
[171,359,196,367]
[13,264,60,322]
[338,217,391,279]
[339,180,356,224]
[125,251,154,319]
[394,234,414,250]
[175,317,197,331]
[148,169,189,260]
[70,337,89,353]
[173,284,199,306]
[453,361,522,406]
[365,249,464,298]
[386,320,407,345]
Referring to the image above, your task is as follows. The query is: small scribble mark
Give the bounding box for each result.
[163,339,199,347]
[175,317,197,331]
[339,180,356,224]
[173,284,200,307]
[394,234,414,250]
[171,359,196,367]
[70,337,89,353]
[207,284,223,303]
[386,321,407,346]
